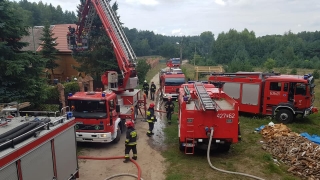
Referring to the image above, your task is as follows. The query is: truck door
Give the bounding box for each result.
[108,99,116,126]
[265,82,284,106]
[293,83,307,110]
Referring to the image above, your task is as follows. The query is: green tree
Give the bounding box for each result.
[264,58,276,72]
[73,0,120,82]
[0,0,47,104]
[136,59,151,84]
[39,22,59,82]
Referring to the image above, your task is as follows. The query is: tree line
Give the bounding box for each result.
[11,0,77,26]
[2,0,320,105]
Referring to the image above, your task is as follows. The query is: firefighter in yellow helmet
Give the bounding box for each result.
[146,103,156,137]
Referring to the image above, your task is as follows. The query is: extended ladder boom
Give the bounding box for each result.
[72,0,138,91]
[194,82,216,111]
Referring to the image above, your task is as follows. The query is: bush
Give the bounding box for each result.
[290,68,297,75]
[64,81,80,96]
[313,69,320,79]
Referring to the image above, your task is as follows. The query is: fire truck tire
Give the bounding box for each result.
[217,144,231,153]
[112,125,121,143]
[179,142,184,151]
[275,109,293,124]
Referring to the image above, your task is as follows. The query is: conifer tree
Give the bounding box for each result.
[0,0,47,103]
[39,22,59,82]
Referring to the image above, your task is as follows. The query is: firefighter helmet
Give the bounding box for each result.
[168,97,172,101]
[125,121,134,128]
[149,103,155,108]
[144,80,147,83]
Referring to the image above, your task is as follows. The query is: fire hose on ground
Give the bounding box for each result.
[78,156,144,180]
[207,129,265,180]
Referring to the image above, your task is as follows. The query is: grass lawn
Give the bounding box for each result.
[162,63,320,180]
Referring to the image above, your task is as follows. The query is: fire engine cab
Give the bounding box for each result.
[66,0,146,143]
[178,82,240,154]
[166,58,181,68]
[209,72,318,123]
[159,67,186,101]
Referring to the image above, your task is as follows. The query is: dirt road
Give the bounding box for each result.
[78,73,167,180]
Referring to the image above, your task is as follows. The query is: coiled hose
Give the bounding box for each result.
[78,156,143,180]
[207,129,265,180]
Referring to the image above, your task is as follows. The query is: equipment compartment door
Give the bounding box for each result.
[0,163,19,180]
[54,127,78,180]
[20,141,54,180]
[241,83,260,113]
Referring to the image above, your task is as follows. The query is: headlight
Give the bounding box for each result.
[100,134,107,138]
[164,94,167,97]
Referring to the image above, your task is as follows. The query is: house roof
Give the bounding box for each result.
[21,24,77,53]
[20,26,45,52]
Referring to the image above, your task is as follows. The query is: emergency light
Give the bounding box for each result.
[68,93,73,97]
[102,93,106,97]
[304,74,312,80]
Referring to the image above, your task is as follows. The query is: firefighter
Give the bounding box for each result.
[164,97,175,125]
[150,82,156,101]
[146,103,156,137]
[123,121,137,163]
[143,80,149,98]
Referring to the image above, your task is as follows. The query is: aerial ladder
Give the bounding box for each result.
[67,0,138,92]
[194,82,216,111]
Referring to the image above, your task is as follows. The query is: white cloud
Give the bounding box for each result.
[171,29,181,35]
[214,0,227,6]
[125,0,159,6]
[14,0,320,37]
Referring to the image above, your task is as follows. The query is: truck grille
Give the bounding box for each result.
[75,124,104,130]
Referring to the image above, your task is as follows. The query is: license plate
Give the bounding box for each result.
[183,143,194,147]
[76,122,83,124]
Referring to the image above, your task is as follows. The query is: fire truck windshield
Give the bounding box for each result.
[69,100,107,119]
[172,59,180,64]
[165,78,185,86]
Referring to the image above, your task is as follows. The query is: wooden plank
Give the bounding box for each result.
[194,66,224,80]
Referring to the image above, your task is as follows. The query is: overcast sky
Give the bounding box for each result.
[18,0,320,37]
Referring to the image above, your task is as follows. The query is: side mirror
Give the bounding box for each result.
[116,105,120,113]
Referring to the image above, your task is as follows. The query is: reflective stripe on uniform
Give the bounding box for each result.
[125,154,129,158]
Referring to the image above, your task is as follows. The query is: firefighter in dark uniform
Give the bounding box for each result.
[143,80,149,98]
[164,97,175,125]
[146,103,156,137]
[123,121,137,163]
[150,82,156,101]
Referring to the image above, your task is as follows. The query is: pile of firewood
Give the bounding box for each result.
[261,124,320,180]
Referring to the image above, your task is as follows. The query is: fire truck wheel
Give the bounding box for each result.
[217,144,230,153]
[179,141,184,151]
[112,125,121,143]
[276,109,293,124]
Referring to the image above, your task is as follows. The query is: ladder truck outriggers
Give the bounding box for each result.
[178,82,240,154]
[209,72,318,124]
[66,0,146,143]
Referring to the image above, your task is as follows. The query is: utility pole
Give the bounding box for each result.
[194,45,196,66]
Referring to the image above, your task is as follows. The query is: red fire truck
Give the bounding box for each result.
[0,107,79,180]
[178,82,240,154]
[159,68,186,101]
[166,58,181,68]
[66,0,146,143]
[209,72,318,123]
